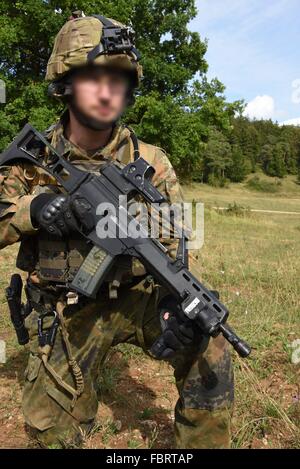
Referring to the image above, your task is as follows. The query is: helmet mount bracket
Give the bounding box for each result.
[87,15,141,63]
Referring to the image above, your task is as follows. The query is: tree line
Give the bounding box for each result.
[0,0,299,185]
[195,117,300,186]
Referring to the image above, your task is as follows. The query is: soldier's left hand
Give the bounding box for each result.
[150,295,201,360]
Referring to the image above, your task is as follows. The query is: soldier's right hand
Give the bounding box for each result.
[30,193,95,237]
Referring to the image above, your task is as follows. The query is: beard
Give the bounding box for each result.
[69,98,120,131]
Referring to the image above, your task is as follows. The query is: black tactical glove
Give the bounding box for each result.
[150,291,220,360]
[30,193,95,237]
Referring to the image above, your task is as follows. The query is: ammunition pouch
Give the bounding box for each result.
[36,231,145,298]
[37,233,90,284]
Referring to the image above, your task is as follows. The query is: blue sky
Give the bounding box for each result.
[189,0,300,124]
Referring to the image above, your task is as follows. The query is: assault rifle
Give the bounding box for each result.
[0,124,251,358]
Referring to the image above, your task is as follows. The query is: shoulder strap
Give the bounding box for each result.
[42,123,56,138]
[129,129,140,161]
[126,127,157,163]
[92,15,115,27]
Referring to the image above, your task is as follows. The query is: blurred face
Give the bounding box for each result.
[70,66,130,127]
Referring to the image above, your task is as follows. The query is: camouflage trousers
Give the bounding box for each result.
[23,277,234,449]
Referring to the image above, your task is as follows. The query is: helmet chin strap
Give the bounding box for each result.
[69,99,119,131]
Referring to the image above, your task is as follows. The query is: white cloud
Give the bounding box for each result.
[190,1,299,122]
[279,117,300,126]
[243,95,275,120]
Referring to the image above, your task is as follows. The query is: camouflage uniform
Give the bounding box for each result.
[0,112,234,448]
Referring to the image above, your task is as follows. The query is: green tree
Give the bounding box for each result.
[204,128,232,185]
[231,117,300,180]
[261,143,274,175]
[0,0,207,144]
[231,117,260,172]
[126,78,242,179]
[262,142,286,178]
[226,145,249,183]
[0,0,242,181]
[279,127,299,174]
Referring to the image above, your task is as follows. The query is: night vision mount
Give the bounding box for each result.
[87,15,141,63]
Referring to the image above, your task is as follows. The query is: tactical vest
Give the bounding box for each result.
[16,131,156,286]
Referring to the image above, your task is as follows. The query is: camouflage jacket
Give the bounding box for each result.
[0,111,200,287]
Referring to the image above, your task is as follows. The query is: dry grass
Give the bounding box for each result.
[186,173,300,448]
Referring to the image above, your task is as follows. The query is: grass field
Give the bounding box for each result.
[0,172,299,449]
[183,173,300,449]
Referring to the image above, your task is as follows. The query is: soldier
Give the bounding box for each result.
[0,13,234,448]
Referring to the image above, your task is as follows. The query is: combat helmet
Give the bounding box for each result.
[46,11,143,99]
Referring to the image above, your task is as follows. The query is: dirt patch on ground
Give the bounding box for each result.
[0,340,298,449]
[0,348,29,448]
[85,351,177,449]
